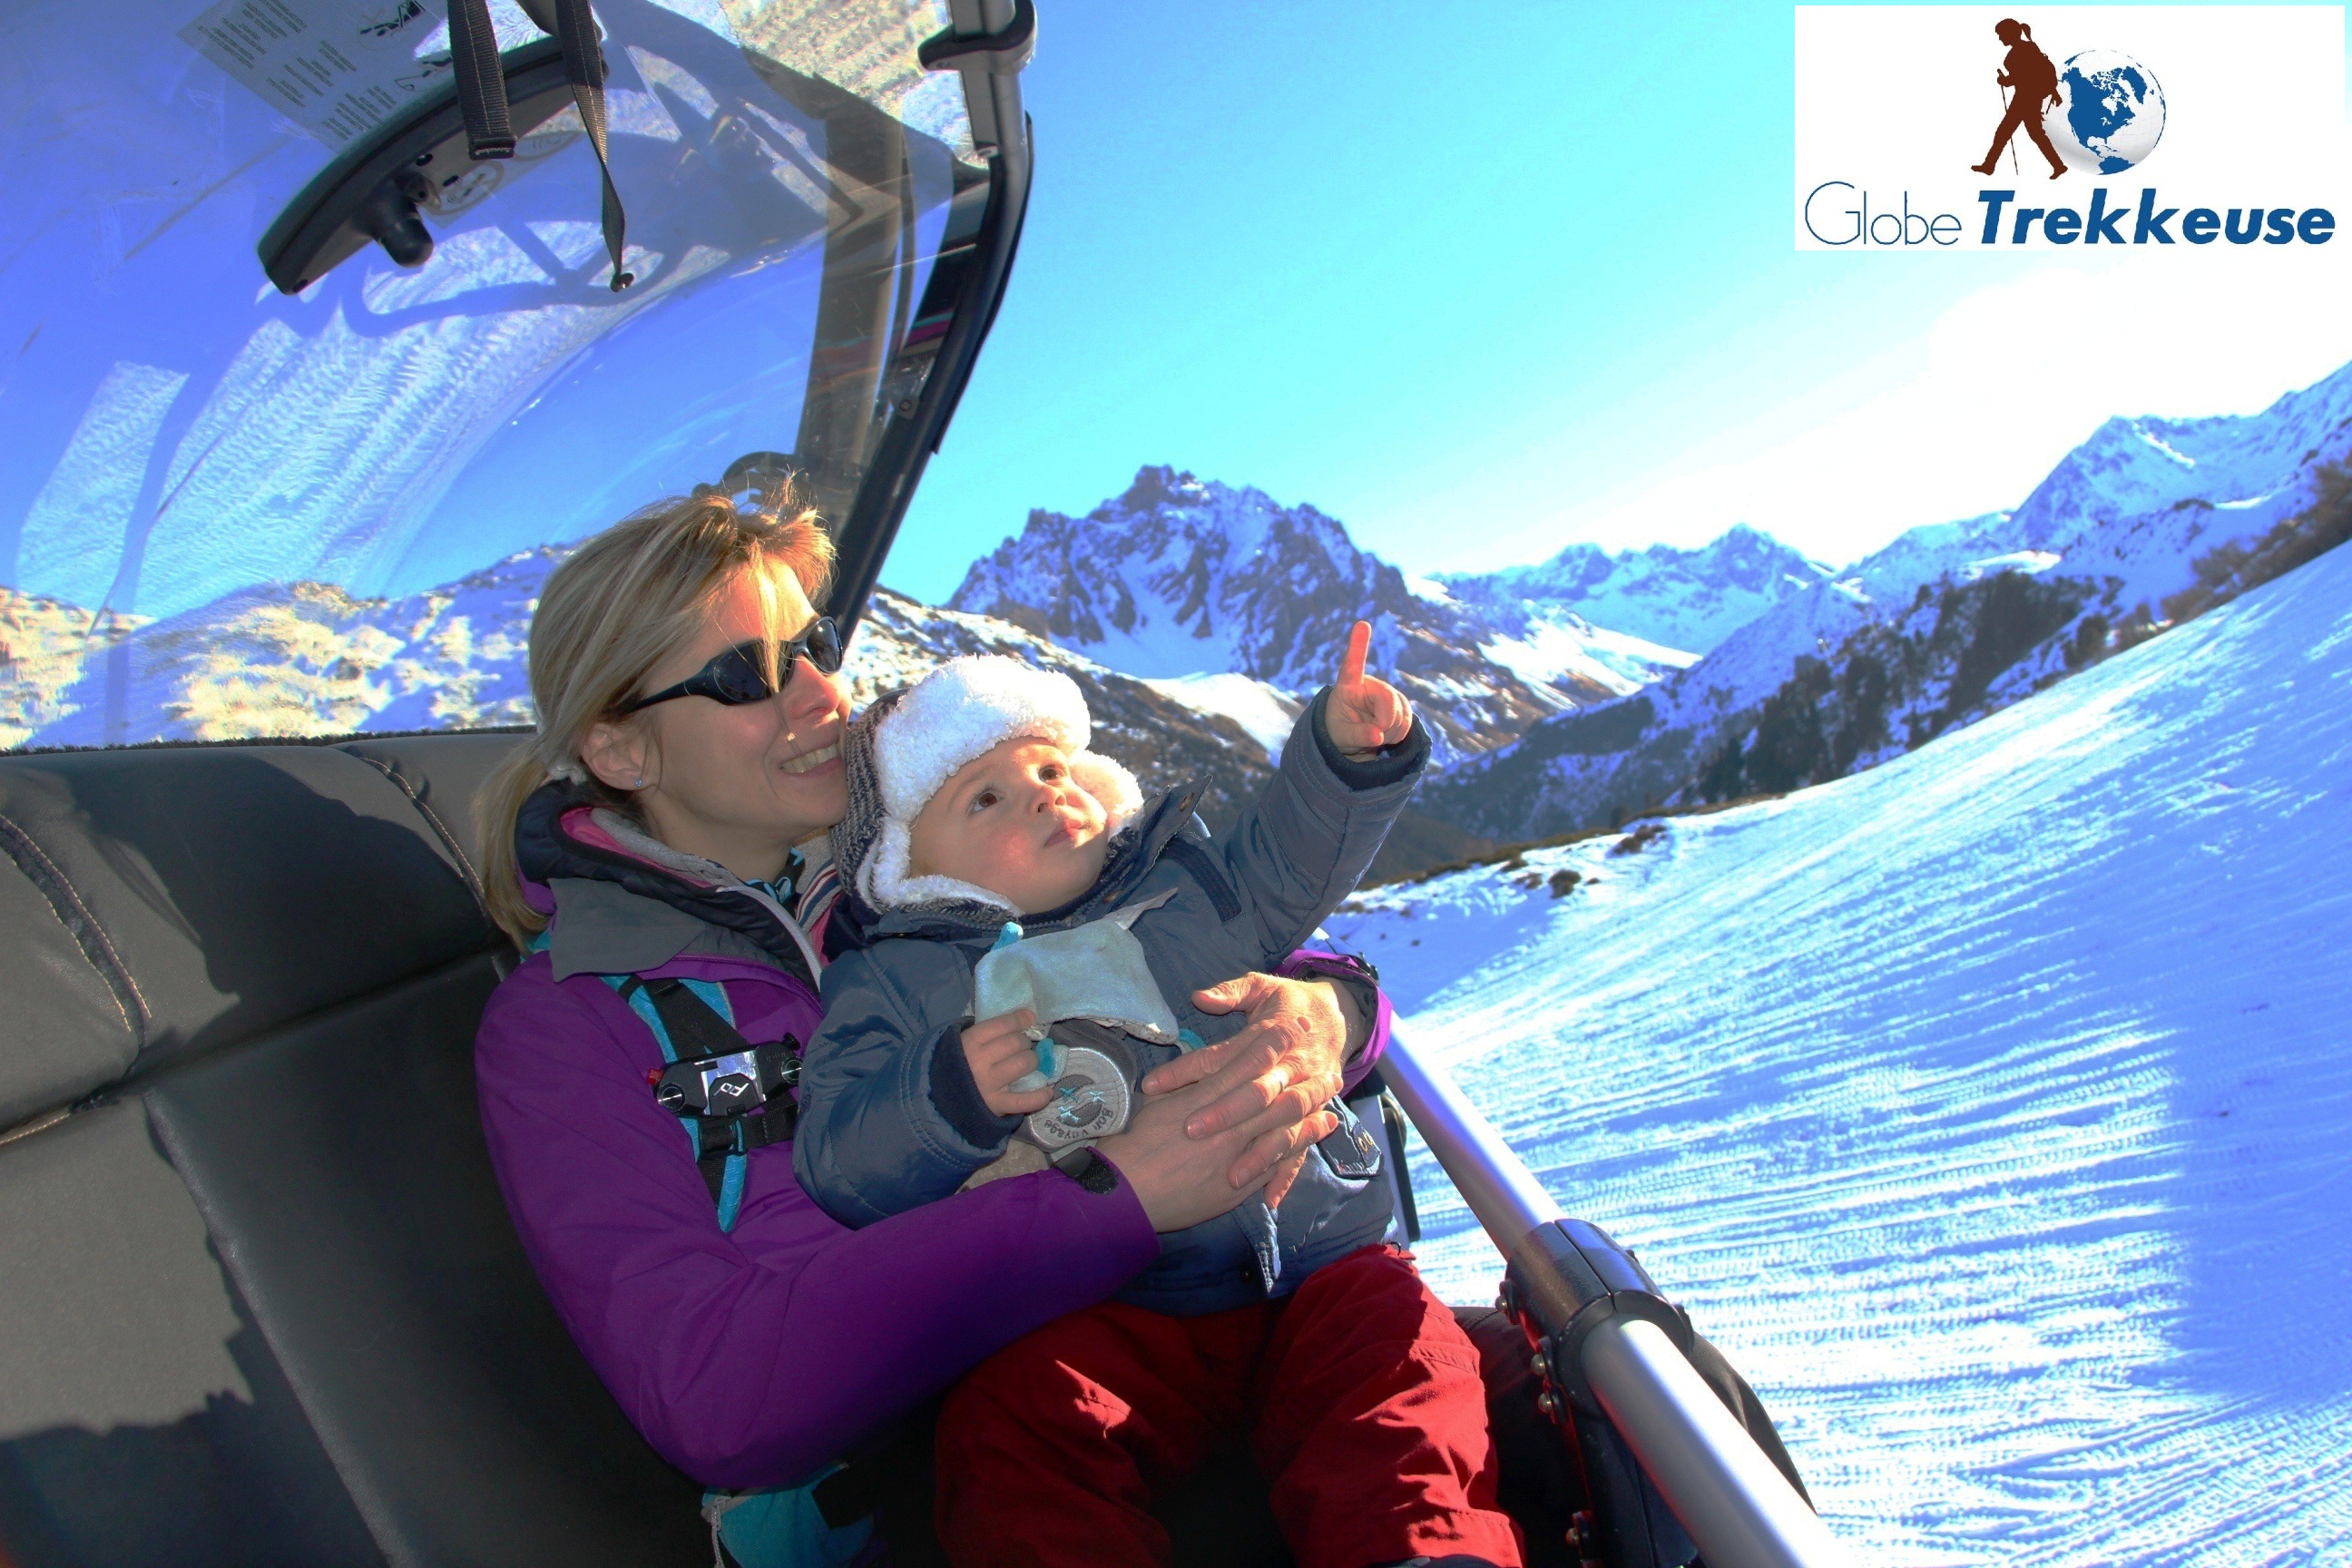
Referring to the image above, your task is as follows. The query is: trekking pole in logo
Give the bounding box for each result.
[1974,18,2068,179]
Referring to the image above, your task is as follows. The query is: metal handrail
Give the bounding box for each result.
[1378,1024,1854,1568]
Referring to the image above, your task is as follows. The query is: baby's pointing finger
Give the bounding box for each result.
[1338,620,1370,689]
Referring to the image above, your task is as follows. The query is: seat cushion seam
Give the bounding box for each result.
[139,1088,401,1553]
[89,945,503,1110]
[0,808,148,1044]
[0,1105,75,1150]
[344,750,490,916]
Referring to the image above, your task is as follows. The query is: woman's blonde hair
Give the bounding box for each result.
[475,487,836,947]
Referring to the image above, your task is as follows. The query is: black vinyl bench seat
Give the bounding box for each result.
[0,734,710,1567]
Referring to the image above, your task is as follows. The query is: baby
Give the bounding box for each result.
[795,627,1523,1568]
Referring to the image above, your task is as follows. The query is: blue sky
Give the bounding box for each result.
[879,1,2352,603]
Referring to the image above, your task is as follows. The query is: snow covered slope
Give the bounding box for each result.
[1328,539,2352,1563]
[16,550,557,747]
[1138,672,1301,762]
[1436,524,1833,659]
[0,588,143,750]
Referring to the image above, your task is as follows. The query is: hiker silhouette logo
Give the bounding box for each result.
[1974,18,2167,178]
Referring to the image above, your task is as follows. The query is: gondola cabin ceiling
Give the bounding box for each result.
[0,0,976,634]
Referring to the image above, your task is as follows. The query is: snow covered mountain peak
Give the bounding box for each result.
[947,466,1653,763]
[1436,523,1834,658]
[949,466,1388,685]
[2008,358,2352,557]
[1106,463,1255,530]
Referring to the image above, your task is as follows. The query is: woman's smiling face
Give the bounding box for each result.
[906,736,1112,914]
[584,566,850,880]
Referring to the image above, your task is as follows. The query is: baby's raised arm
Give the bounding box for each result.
[1213,621,1430,962]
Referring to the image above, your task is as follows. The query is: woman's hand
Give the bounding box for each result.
[1096,1079,1339,1231]
[961,1010,1054,1117]
[1327,620,1414,756]
[1139,972,1360,1204]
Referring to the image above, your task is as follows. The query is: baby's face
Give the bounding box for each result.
[906,736,1112,914]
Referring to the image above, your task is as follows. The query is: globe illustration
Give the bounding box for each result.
[2043,49,2165,173]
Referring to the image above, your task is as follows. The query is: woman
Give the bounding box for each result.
[1972,16,2068,179]
[471,490,1392,1553]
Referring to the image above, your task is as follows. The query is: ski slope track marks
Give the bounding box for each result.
[1328,542,2352,1563]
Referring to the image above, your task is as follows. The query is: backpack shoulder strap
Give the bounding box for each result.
[608,975,799,1231]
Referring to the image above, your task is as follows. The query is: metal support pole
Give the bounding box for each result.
[1374,1018,1562,1250]
[1379,1024,1854,1568]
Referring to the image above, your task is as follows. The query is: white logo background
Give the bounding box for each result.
[1797,6,2347,250]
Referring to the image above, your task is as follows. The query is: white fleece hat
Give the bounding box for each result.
[856,655,1144,913]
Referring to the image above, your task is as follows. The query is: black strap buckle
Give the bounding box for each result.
[622,977,802,1200]
[651,1043,799,1117]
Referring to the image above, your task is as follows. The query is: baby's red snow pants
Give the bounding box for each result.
[932,1244,1524,1568]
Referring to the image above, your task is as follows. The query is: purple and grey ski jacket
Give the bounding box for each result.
[473,783,1390,1491]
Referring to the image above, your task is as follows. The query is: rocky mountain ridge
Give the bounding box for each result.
[947,466,1689,765]
[0,547,1486,879]
[1434,522,1834,659]
[5,462,1827,800]
[17,359,2352,872]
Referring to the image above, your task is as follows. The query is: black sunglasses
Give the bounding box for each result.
[622,618,844,713]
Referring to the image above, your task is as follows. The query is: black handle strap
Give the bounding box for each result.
[446,0,515,159]
[550,0,633,289]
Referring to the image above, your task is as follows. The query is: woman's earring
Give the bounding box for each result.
[632,776,648,789]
